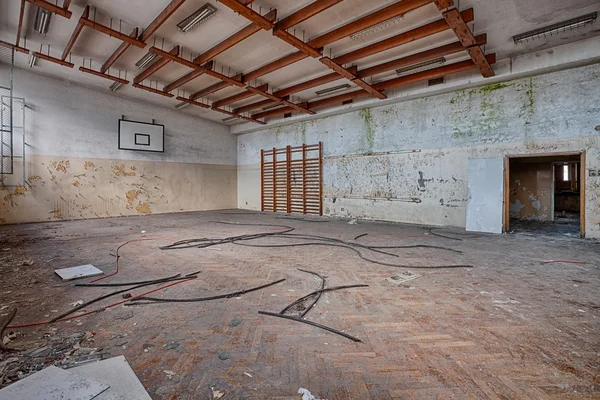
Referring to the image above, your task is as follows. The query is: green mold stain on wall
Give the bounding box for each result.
[359,108,376,153]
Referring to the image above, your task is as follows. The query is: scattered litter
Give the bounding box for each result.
[348,219,358,225]
[211,387,225,399]
[71,300,84,308]
[21,260,33,266]
[244,372,252,378]
[163,370,176,379]
[387,271,421,285]
[122,293,132,299]
[163,341,180,350]
[218,351,230,360]
[54,264,104,281]
[141,230,146,234]
[228,317,243,328]
[69,355,151,399]
[298,388,324,400]
[0,365,109,400]
[578,309,586,313]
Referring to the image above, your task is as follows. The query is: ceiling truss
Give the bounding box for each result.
[6,0,496,125]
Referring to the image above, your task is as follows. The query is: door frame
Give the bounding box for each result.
[503,151,585,237]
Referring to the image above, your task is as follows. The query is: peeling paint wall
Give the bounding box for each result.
[238,63,600,239]
[509,162,553,220]
[0,69,237,224]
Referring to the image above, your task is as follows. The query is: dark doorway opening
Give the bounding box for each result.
[506,153,584,237]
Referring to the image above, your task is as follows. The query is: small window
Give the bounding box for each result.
[562,164,569,181]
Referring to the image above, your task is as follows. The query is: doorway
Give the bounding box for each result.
[504,152,585,237]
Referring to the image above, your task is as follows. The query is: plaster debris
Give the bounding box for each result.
[211,387,225,399]
[298,388,325,400]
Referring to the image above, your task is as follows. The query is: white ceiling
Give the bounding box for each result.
[1,0,598,124]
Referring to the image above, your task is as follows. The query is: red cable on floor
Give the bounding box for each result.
[7,278,193,329]
[90,237,172,283]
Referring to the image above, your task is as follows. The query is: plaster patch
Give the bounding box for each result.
[136,202,151,214]
[510,199,525,214]
[113,164,136,177]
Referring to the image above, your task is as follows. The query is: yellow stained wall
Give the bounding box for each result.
[1,155,237,224]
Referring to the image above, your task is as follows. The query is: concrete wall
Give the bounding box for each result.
[0,69,237,224]
[238,63,600,239]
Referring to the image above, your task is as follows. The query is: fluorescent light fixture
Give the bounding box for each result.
[177,3,217,33]
[513,12,597,44]
[34,7,52,35]
[350,15,404,40]
[174,101,190,110]
[396,57,446,77]
[315,84,351,96]
[109,81,124,91]
[28,53,38,68]
[222,116,239,123]
[135,52,158,69]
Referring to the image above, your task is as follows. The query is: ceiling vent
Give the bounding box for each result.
[315,84,351,96]
[513,12,597,44]
[284,112,292,118]
[177,3,217,33]
[342,99,353,105]
[396,57,446,77]
[427,77,445,86]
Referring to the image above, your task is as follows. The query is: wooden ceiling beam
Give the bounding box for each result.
[216,0,275,30]
[373,53,495,90]
[32,51,74,68]
[308,0,433,49]
[273,30,322,57]
[134,45,179,84]
[275,0,344,31]
[0,41,30,54]
[175,96,211,108]
[242,0,433,83]
[251,53,496,120]
[320,57,386,99]
[193,9,277,65]
[211,105,267,125]
[357,33,486,78]
[161,9,274,93]
[100,27,138,73]
[333,8,474,65]
[212,83,268,107]
[25,0,72,19]
[80,16,146,48]
[16,0,25,48]
[233,67,356,113]
[246,86,316,115]
[436,6,494,77]
[140,0,187,42]
[100,0,186,75]
[61,5,88,60]
[79,67,129,84]
[190,77,240,100]
[233,99,280,114]
[133,83,174,97]
[243,51,308,83]
[252,105,297,119]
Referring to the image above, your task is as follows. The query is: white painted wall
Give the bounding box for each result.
[12,68,235,164]
[0,69,238,224]
[238,63,600,238]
